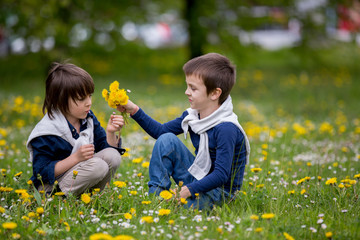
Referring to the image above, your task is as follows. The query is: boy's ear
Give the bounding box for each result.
[210,88,222,101]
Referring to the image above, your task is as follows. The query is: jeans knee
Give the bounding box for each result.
[156,133,179,147]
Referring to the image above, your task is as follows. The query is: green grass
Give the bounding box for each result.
[0,44,360,239]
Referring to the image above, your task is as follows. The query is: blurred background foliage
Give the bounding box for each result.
[0,0,359,121]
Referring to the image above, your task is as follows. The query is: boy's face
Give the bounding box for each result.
[64,94,92,124]
[185,75,213,113]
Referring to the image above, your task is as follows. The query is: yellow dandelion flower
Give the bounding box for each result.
[113,181,127,188]
[102,89,108,99]
[251,167,262,173]
[141,216,154,224]
[81,193,91,204]
[141,161,150,168]
[159,190,173,200]
[2,222,17,230]
[338,183,345,189]
[55,192,65,196]
[288,190,295,195]
[12,233,21,239]
[124,213,132,220]
[256,184,264,189]
[318,176,322,181]
[158,209,171,216]
[130,208,136,215]
[261,213,275,219]
[130,191,137,195]
[109,81,120,92]
[325,177,337,185]
[36,229,46,236]
[168,220,175,225]
[22,216,30,221]
[216,227,223,234]
[113,235,135,240]
[132,157,143,163]
[141,201,152,205]
[255,227,263,232]
[118,194,123,199]
[0,206,5,213]
[89,233,113,240]
[250,215,259,220]
[14,171,22,177]
[325,232,333,238]
[301,189,306,195]
[63,222,70,231]
[354,173,360,179]
[36,207,44,215]
[283,232,295,240]
[180,198,188,204]
[28,212,36,218]
[27,180,33,185]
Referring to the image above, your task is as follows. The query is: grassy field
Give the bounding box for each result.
[0,45,360,239]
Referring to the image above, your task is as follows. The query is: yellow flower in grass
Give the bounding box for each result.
[130,191,137,196]
[325,232,333,238]
[250,215,259,220]
[180,198,188,204]
[338,183,345,189]
[12,233,21,239]
[36,229,46,236]
[28,212,36,218]
[261,213,275,219]
[140,216,154,224]
[36,207,44,215]
[0,206,5,213]
[89,233,113,240]
[0,187,13,192]
[325,177,337,185]
[255,227,263,232]
[22,216,30,222]
[113,235,135,240]
[2,222,17,230]
[256,184,264,189]
[288,190,295,195]
[64,222,70,231]
[283,232,295,240]
[141,161,150,168]
[168,219,175,225]
[124,213,132,220]
[113,181,127,188]
[158,209,171,216]
[251,167,262,173]
[27,180,33,185]
[301,189,306,195]
[55,192,65,196]
[141,201,152,205]
[132,157,143,163]
[81,193,91,204]
[159,190,173,200]
[354,173,360,179]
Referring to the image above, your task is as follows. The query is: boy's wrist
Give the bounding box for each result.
[130,105,139,116]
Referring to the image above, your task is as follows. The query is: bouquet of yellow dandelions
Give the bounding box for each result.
[102,80,130,123]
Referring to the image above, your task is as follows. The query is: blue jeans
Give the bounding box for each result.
[148,133,230,210]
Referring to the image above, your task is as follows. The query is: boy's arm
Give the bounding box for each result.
[117,100,186,139]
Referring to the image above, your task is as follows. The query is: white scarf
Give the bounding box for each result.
[181,96,250,180]
[26,110,94,162]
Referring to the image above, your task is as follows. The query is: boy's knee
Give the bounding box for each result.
[156,133,178,146]
[87,158,109,181]
[102,148,121,169]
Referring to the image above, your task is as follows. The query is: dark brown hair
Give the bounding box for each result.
[183,53,236,104]
[43,62,94,119]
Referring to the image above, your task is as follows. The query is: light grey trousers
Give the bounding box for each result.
[39,148,121,196]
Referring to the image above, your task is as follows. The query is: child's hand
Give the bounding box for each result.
[107,114,124,133]
[117,99,138,115]
[75,144,94,162]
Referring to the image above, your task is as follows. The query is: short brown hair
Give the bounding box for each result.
[43,62,94,119]
[183,53,236,104]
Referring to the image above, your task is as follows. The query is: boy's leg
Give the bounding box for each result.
[91,148,121,189]
[148,133,195,194]
[185,187,230,210]
[58,157,109,196]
